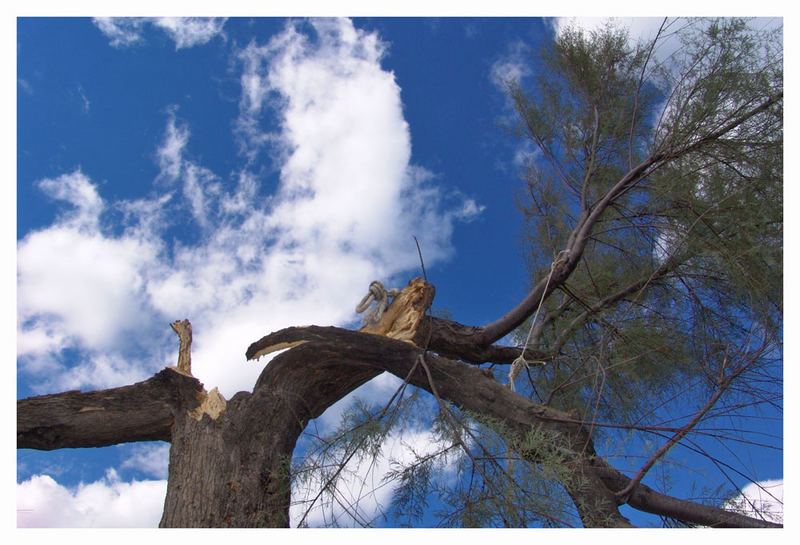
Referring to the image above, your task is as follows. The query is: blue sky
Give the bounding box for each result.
[14,15,784,528]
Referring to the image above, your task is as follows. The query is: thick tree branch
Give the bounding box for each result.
[17,369,203,450]
[18,318,780,528]
[249,325,778,528]
[479,93,782,348]
[250,325,629,527]
[412,315,550,365]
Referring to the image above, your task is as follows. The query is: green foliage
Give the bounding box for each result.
[508,18,782,431]
[296,18,782,528]
[290,386,432,527]
[427,410,586,527]
[382,440,457,526]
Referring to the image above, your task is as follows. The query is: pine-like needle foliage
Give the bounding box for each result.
[509,18,781,422]
[503,17,781,524]
[294,18,782,528]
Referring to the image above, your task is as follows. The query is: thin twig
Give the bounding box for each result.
[297,355,422,527]
[615,357,735,504]
[416,353,520,526]
[413,235,427,283]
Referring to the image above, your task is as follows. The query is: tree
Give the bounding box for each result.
[17,18,782,528]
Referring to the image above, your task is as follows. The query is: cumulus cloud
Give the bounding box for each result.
[252,18,470,267]
[17,171,161,377]
[17,470,167,527]
[93,17,226,50]
[18,17,481,399]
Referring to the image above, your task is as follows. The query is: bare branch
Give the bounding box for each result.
[614,371,733,504]
[17,368,201,449]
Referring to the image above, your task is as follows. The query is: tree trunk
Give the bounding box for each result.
[16,279,781,528]
[157,333,384,526]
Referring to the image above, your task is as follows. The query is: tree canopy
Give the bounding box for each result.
[17,17,782,528]
[290,17,783,527]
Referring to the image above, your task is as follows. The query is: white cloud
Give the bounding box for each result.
[156,114,189,183]
[233,17,427,216]
[77,85,90,113]
[724,479,783,524]
[93,17,226,50]
[17,207,159,360]
[17,470,167,528]
[453,197,485,222]
[490,41,532,90]
[155,111,222,228]
[17,429,447,528]
[92,18,148,48]
[35,170,103,230]
[50,352,153,392]
[18,17,481,399]
[152,17,227,50]
[120,443,171,480]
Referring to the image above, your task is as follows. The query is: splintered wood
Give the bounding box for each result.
[168,318,226,420]
[170,319,193,376]
[188,387,226,421]
[360,277,434,344]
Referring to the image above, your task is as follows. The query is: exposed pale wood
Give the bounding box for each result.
[170,319,193,376]
[359,277,435,343]
[187,387,227,421]
[17,305,780,528]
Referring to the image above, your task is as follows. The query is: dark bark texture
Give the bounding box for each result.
[159,331,383,527]
[16,279,780,528]
[17,369,202,450]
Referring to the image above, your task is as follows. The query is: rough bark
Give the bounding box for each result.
[17,369,203,450]
[251,324,631,527]
[413,315,547,364]
[16,278,780,528]
[158,365,375,527]
[250,325,778,528]
[159,350,383,527]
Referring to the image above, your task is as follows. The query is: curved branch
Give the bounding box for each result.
[480,93,782,348]
[412,315,550,364]
[251,325,778,528]
[253,325,629,527]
